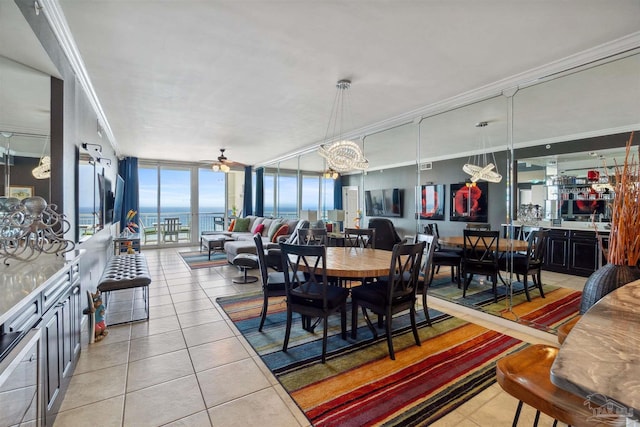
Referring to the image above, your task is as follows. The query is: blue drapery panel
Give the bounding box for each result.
[243,165,253,216]
[255,167,264,217]
[117,157,139,231]
[333,176,343,209]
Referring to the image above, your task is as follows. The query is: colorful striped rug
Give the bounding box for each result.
[178,250,228,269]
[428,275,582,333]
[217,293,527,426]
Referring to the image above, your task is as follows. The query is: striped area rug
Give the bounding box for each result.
[178,250,228,269]
[217,293,527,426]
[428,275,582,333]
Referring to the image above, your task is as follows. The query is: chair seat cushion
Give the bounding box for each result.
[351,281,413,306]
[290,283,349,308]
[498,254,541,272]
[433,251,461,263]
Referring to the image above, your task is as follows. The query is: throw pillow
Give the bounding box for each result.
[267,220,284,241]
[228,219,236,232]
[272,224,289,243]
[254,223,265,234]
[233,218,251,232]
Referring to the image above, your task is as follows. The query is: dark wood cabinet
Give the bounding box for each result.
[543,228,604,276]
[545,229,570,272]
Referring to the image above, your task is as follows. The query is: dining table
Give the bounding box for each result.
[296,246,393,280]
[438,236,529,252]
[550,279,640,422]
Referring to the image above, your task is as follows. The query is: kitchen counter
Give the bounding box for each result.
[502,221,611,232]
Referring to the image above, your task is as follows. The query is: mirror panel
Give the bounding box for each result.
[0,57,50,200]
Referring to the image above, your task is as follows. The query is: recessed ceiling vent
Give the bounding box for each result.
[419,161,433,170]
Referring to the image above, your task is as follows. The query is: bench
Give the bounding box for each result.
[97,254,152,326]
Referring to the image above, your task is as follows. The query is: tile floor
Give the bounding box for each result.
[52,247,588,427]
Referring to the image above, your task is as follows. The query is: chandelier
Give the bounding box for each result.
[462,121,502,183]
[317,80,368,173]
[212,163,230,173]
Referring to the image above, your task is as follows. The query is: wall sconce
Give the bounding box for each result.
[98,158,112,167]
[81,142,102,159]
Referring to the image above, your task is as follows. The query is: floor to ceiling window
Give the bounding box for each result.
[199,168,226,233]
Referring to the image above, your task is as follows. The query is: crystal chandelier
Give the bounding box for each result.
[462,121,502,183]
[317,80,368,173]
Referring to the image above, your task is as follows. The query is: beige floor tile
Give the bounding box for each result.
[182,320,235,347]
[197,359,272,408]
[87,323,131,346]
[162,410,212,427]
[53,395,124,427]
[126,349,194,392]
[130,314,181,339]
[188,337,250,372]
[173,298,215,314]
[148,303,177,320]
[171,289,209,303]
[149,294,174,307]
[429,411,480,427]
[123,375,206,427]
[59,364,127,412]
[207,387,303,427]
[73,340,129,374]
[168,282,204,294]
[177,308,223,329]
[129,329,186,362]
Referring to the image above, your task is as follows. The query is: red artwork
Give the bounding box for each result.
[450,182,488,222]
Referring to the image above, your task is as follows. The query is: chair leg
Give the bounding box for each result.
[422,292,432,326]
[535,272,545,298]
[533,409,541,427]
[283,308,293,352]
[341,304,347,340]
[258,292,269,332]
[410,305,421,347]
[492,273,498,303]
[512,400,523,427]
[522,274,532,302]
[321,316,328,363]
[462,275,472,298]
[385,312,395,360]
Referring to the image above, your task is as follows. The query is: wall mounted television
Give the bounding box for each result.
[365,188,403,217]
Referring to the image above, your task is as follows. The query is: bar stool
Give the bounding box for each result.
[557,316,580,344]
[496,344,616,427]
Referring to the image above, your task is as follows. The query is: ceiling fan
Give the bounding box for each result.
[201,148,245,172]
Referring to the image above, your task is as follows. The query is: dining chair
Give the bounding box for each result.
[254,234,305,331]
[424,224,461,286]
[367,218,402,250]
[344,227,375,248]
[280,242,349,363]
[350,241,425,360]
[138,218,157,244]
[413,234,437,325]
[466,222,491,231]
[298,228,328,246]
[498,230,548,302]
[162,217,180,242]
[461,230,500,302]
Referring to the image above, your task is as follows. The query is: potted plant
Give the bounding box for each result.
[581,131,640,312]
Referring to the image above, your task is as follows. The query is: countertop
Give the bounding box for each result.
[550,279,640,417]
[502,221,611,232]
[0,250,83,326]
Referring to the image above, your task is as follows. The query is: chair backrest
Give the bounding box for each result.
[527,229,548,265]
[384,242,425,301]
[344,228,375,248]
[280,243,329,302]
[164,217,180,234]
[284,220,310,244]
[466,222,491,231]
[414,233,436,280]
[423,223,444,250]
[298,228,328,246]
[463,230,500,265]
[519,226,540,242]
[368,218,402,250]
[254,233,269,286]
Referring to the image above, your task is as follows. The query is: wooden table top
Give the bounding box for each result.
[550,279,640,416]
[296,247,393,279]
[438,236,529,252]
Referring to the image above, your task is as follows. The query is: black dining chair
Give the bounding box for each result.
[498,230,548,302]
[461,230,500,302]
[344,227,375,248]
[280,242,349,363]
[413,234,437,325]
[254,234,304,331]
[350,241,425,360]
[424,224,461,286]
[298,228,328,246]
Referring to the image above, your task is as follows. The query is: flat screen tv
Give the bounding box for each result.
[365,188,403,217]
[113,174,125,225]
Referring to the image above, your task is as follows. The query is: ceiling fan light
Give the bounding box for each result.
[220,164,230,173]
[212,164,220,172]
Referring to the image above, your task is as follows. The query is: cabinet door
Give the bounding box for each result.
[42,308,61,417]
[570,238,599,276]
[545,235,569,271]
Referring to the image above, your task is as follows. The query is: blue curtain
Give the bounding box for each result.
[243,165,253,216]
[333,176,343,209]
[255,167,264,217]
[117,157,139,232]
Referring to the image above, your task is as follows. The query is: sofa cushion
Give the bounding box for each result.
[272,224,289,243]
[261,218,274,236]
[228,219,236,231]
[267,219,284,241]
[233,218,251,232]
[285,219,299,232]
[250,217,264,233]
[254,223,265,234]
